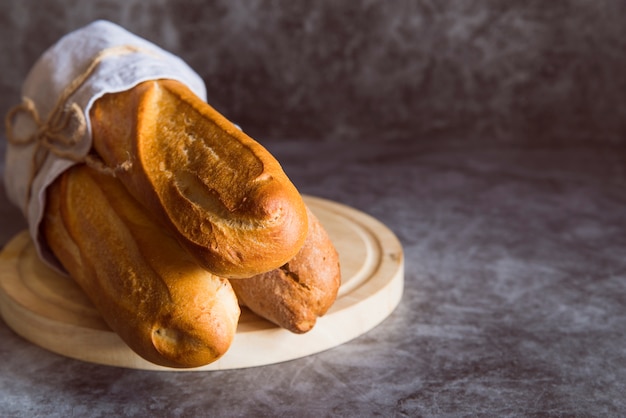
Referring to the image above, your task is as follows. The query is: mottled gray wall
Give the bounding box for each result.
[1,0,625,144]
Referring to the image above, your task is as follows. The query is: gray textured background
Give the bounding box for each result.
[1,0,625,145]
[2,2,626,417]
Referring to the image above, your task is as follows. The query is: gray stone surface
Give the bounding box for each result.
[2,139,626,417]
[1,1,626,416]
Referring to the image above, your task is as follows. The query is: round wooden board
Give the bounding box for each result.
[0,196,404,371]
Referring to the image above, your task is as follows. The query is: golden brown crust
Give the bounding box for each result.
[230,207,341,333]
[90,79,308,278]
[43,164,240,368]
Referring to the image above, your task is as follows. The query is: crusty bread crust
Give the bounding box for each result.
[90,79,308,278]
[230,207,341,333]
[43,165,240,368]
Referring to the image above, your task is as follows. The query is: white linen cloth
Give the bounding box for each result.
[3,20,207,268]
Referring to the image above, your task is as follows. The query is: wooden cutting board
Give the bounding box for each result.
[0,196,403,371]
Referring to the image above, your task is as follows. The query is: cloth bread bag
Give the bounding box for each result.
[4,20,206,270]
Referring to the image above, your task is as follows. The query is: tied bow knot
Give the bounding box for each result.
[6,96,88,162]
[4,44,149,208]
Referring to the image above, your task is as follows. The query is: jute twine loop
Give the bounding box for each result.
[5,44,149,208]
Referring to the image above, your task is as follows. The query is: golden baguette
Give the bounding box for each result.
[90,80,308,278]
[43,164,240,368]
[230,207,341,333]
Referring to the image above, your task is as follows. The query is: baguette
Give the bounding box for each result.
[230,207,341,333]
[43,164,240,368]
[89,79,308,278]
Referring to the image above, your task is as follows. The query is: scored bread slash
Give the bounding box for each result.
[90,79,309,278]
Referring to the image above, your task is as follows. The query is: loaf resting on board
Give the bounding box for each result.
[38,80,341,368]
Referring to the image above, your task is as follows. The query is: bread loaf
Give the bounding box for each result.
[230,207,341,333]
[43,164,240,368]
[89,80,308,278]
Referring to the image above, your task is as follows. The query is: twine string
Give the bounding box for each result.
[5,44,150,208]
